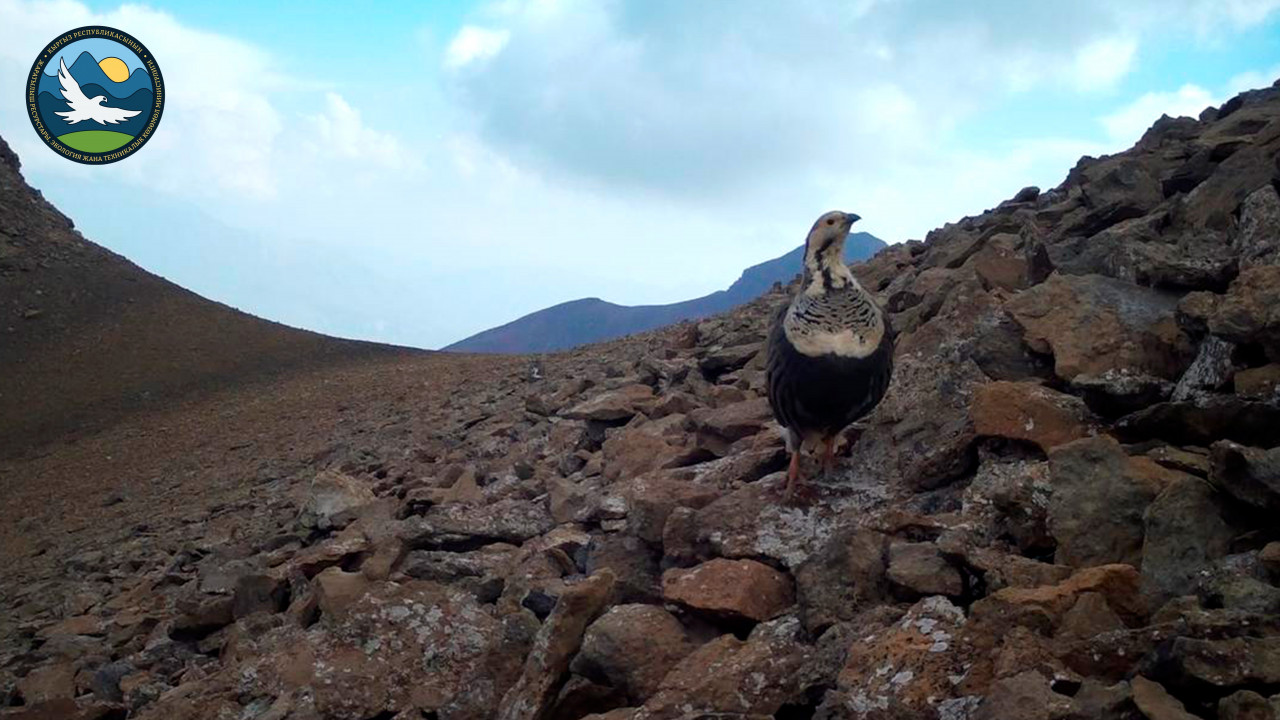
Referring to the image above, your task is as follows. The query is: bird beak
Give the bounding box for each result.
[845,213,861,225]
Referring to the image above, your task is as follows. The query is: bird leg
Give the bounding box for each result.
[821,435,836,475]
[784,450,801,502]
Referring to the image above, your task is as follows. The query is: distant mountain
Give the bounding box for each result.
[38,52,153,99]
[444,232,886,353]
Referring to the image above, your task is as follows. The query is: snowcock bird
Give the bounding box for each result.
[765,210,894,501]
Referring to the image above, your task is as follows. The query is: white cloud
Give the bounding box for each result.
[1101,84,1217,145]
[1071,37,1137,91]
[444,26,511,69]
[307,93,404,167]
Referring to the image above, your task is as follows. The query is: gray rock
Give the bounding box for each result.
[1171,336,1235,401]
[794,527,890,634]
[1141,476,1234,605]
[1210,440,1280,511]
[1048,436,1159,568]
[887,541,964,599]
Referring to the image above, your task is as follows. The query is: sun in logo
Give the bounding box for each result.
[26,26,165,165]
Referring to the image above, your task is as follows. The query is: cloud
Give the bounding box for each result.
[1071,37,1137,91]
[1101,84,1218,145]
[444,26,511,69]
[307,93,405,167]
[444,0,1279,202]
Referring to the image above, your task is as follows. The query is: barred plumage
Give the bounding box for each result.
[765,210,894,500]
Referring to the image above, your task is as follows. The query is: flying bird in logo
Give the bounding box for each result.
[53,57,141,125]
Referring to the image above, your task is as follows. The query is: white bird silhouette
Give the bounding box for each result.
[54,57,141,126]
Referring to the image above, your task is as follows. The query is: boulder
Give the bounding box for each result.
[1047,436,1162,568]
[971,380,1094,450]
[499,572,616,720]
[1005,273,1194,392]
[661,558,794,623]
[794,527,891,633]
[563,385,655,422]
[1141,475,1235,605]
[632,616,807,718]
[571,604,700,704]
[1131,676,1199,720]
[1210,440,1280,510]
[826,597,973,717]
[296,470,377,531]
[1219,690,1277,720]
[886,541,965,599]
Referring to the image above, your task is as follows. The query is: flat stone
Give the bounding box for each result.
[887,542,964,599]
[972,380,1093,450]
[662,558,794,623]
[563,384,655,422]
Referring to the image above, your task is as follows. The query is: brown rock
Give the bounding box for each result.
[634,616,806,718]
[975,670,1074,720]
[37,614,104,638]
[971,564,1147,635]
[247,580,522,719]
[1261,542,1280,580]
[615,471,722,543]
[662,558,794,622]
[571,604,700,703]
[1236,364,1280,399]
[1132,676,1198,720]
[1056,592,1125,641]
[972,380,1093,450]
[498,571,616,720]
[830,597,973,716]
[1160,636,1280,689]
[314,567,372,619]
[1203,266,1280,359]
[887,541,964,599]
[16,662,76,704]
[685,396,772,455]
[1005,273,1194,385]
[563,384,655,422]
[297,469,377,531]
[600,417,694,482]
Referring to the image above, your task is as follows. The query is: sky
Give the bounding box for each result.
[1,0,1279,349]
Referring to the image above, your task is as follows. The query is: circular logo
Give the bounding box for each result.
[25,26,164,165]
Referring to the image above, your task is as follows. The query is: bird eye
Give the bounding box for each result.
[825,219,834,226]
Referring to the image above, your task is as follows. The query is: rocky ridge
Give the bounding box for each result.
[2,82,1280,719]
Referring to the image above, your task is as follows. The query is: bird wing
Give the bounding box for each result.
[57,57,90,109]
[92,105,142,125]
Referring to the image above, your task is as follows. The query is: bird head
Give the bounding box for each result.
[91,95,107,106]
[804,210,860,264]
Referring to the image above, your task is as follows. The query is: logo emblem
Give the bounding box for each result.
[25,26,164,165]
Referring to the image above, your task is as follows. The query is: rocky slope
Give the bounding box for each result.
[2,81,1280,720]
[443,233,885,353]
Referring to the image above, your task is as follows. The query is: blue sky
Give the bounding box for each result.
[1,0,1279,349]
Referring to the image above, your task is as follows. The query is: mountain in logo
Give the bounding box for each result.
[36,52,154,148]
[37,51,152,99]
